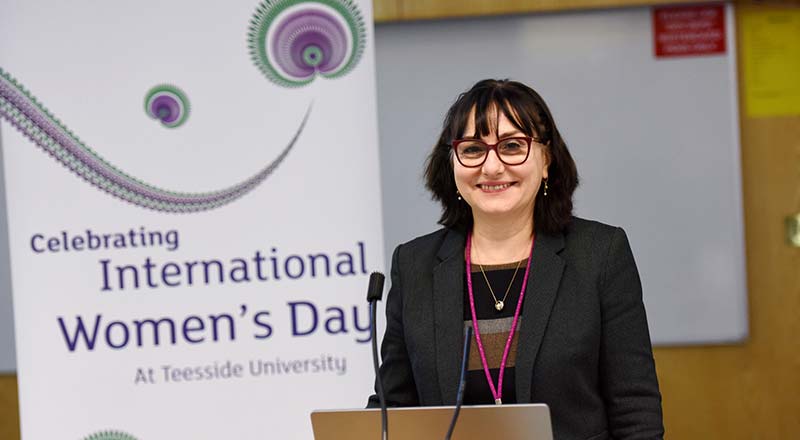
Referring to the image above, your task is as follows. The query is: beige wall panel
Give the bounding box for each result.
[374,0,707,21]
[374,0,402,22]
[0,375,20,440]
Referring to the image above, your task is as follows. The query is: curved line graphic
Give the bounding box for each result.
[0,68,310,213]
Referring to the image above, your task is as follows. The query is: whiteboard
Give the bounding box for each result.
[373,5,747,345]
[0,4,747,371]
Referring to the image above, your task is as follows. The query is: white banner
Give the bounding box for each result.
[0,1,382,438]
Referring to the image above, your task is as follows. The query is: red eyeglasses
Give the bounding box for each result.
[451,136,542,167]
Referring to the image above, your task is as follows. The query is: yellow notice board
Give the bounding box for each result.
[741,8,800,117]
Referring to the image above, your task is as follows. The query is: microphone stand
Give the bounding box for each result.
[444,326,473,440]
[367,272,388,440]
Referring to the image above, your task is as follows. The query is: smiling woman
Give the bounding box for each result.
[368,79,664,440]
[426,79,578,238]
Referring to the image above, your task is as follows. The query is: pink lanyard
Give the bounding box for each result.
[465,232,535,405]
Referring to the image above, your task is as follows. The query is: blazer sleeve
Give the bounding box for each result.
[367,244,420,407]
[599,228,664,439]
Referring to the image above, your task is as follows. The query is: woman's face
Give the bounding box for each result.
[453,106,549,224]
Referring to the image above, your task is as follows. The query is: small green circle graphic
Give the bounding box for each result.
[303,45,324,67]
[144,84,190,128]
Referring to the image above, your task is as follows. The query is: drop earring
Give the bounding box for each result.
[543,179,548,197]
[457,190,462,201]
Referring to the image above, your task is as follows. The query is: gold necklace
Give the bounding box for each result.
[478,259,522,311]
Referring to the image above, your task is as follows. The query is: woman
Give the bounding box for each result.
[369,79,663,440]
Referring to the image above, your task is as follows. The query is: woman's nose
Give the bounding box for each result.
[482,149,505,175]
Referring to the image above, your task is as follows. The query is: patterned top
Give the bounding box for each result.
[463,259,528,405]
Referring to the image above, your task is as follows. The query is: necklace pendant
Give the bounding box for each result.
[495,300,504,311]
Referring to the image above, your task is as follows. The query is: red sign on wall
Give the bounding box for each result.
[653,4,726,58]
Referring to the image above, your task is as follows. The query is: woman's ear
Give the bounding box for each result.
[542,145,551,179]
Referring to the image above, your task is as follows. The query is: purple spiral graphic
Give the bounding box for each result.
[248,0,366,87]
[272,10,348,79]
[145,85,189,128]
[150,96,180,123]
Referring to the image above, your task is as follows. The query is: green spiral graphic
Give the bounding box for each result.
[144,84,190,128]
[248,0,367,87]
[82,430,138,440]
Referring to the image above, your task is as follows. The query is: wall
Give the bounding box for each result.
[1,1,798,439]
[374,4,747,346]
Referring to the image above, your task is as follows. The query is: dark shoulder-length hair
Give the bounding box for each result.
[424,79,578,235]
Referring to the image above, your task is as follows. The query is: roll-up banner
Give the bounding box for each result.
[0,1,383,438]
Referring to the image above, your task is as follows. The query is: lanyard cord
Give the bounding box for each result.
[465,232,535,404]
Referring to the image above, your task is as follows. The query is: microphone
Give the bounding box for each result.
[444,325,473,440]
[366,272,388,440]
[367,271,385,302]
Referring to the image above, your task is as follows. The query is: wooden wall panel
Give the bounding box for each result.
[373,0,401,22]
[373,0,707,22]
[0,375,20,440]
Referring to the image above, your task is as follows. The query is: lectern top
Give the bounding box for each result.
[310,403,553,440]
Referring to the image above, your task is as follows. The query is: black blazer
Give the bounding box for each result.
[369,218,664,440]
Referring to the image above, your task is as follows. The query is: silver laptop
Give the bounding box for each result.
[310,404,553,440]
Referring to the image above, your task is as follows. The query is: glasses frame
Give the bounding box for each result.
[451,136,542,168]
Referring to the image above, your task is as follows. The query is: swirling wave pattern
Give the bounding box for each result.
[0,68,310,213]
[248,0,366,87]
[145,84,190,128]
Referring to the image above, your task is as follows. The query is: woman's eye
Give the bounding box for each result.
[500,141,525,153]
[461,145,485,155]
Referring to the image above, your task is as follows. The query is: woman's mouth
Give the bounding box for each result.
[477,182,515,192]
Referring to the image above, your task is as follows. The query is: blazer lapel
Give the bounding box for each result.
[433,229,466,405]
[515,231,565,403]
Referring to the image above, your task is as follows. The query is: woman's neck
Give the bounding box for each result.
[470,213,534,265]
